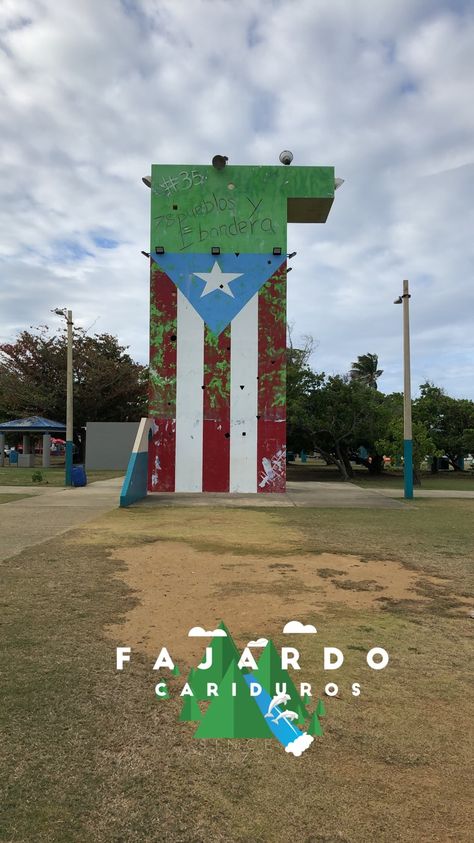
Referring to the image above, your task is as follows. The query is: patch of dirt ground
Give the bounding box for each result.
[107,540,450,662]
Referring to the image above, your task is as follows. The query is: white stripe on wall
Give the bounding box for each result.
[229,294,258,492]
[175,291,204,492]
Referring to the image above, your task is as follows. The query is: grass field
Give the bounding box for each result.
[287,461,474,491]
[1,499,473,842]
[0,492,35,505]
[0,467,124,486]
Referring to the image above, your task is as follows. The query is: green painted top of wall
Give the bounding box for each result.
[149,164,334,254]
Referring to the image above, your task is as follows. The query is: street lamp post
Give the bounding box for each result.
[394,280,413,499]
[52,308,74,486]
[65,309,74,486]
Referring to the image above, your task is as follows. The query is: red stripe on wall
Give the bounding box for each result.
[257,262,287,492]
[148,418,176,492]
[202,326,231,492]
[148,264,177,491]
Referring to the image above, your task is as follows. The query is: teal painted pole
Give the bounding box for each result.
[403,439,413,499]
[65,440,74,486]
[402,280,413,499]
[65,309,74,487]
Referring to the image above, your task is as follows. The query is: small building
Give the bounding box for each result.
[0,416,66,468]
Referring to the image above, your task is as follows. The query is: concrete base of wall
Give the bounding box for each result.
[18,454,35,467]
[120,451,149,507]
[120,418,151,507]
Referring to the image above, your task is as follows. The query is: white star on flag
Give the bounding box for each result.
[194,261,243,298]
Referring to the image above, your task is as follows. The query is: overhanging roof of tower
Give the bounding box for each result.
[287,195,333,223]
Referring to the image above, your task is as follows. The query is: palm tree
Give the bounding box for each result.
[350,353,383,389]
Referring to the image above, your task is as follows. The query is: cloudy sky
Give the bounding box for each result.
[1,0,473,397]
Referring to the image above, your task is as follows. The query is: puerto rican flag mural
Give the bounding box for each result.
[148,252,287,493]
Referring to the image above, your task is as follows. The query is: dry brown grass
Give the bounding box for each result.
[1,500,473,842]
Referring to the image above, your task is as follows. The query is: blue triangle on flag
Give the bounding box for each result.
[151,252,284,335]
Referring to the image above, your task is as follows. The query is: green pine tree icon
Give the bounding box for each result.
[194,659,274,739]
[171,664,181,676]
[255,639,309,725]
[183,666,197,690]
[308,711,323,736]
[179,694,202,722]
[155,682,170,700]
[191,620,241,701]
[316,698,326,717]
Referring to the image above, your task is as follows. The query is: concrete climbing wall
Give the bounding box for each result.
[147,163,334,493]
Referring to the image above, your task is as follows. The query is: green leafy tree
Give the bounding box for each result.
[286,331,324,454]
[299,375,388,480]
[0,322,148,456]
[376,417,439,485]
[415,383,474,470]
[288,370,390,480]
[461,429,474,456]
[350,353,383,389]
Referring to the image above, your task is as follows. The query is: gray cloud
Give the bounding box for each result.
[0,0,472,397]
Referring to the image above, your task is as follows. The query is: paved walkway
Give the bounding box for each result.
[2,477,471,563]
[374,487,474,499]
[141,481,405,509]
[0,478,123,561]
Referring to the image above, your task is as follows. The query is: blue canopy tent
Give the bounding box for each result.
[0,416,66,468]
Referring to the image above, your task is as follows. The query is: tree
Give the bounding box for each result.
[193,660,274,739]
[0,323,148,443]
[179,694,202,722]
[294,375,388,480]
[155,682,170,700]
[415,383,474,470]
[308,712,323,737]
[286,329,323,452]
[190,621,241,700]
[376,417,439,485]
[350,353,383,389]
[461,429,474,455]
[316,698,326,717]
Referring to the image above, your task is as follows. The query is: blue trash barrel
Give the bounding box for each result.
[72,465,87,487]
[9,450,18,465]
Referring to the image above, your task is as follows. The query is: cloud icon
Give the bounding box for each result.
[283,621,317,634]
[188,626,227,637]
[247,638,268,648]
